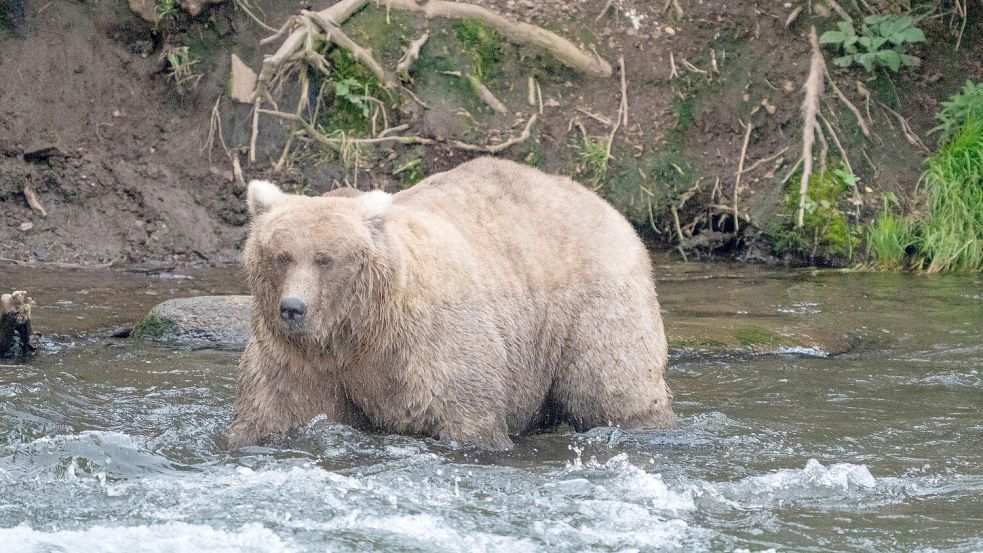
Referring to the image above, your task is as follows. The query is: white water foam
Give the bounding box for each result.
[0,522,295,553]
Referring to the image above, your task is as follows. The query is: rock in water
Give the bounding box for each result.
[135,295,252,348]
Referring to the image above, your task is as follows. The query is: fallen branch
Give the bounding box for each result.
[733,122,753,234]
[798,27,824,229]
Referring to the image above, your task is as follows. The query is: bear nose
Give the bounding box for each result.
[279,297,307,323]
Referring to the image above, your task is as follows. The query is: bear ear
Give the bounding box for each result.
[357,190,392,219]
[247,180,286,217]
[357,190,392,242]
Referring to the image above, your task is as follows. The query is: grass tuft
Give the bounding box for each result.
[865,193,916,271]
[916,117,983,273]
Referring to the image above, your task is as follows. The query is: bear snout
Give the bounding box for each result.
[279,297,307,325]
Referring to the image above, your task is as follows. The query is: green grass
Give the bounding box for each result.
[865,195,916,271]
[454,18,501,79]
[916,117,983,273]
[573,135,610,187]
[734,326,785,347]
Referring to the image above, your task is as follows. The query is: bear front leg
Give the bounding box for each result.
[228,335,348,448]
[433,404,514,451]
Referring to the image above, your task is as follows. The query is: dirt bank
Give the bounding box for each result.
[0,0,979,266]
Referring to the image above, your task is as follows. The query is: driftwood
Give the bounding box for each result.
[1,291,36,358]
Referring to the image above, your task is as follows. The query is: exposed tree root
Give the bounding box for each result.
[247,0,606,168]
[798,27,824,229]
[397,32,429,78]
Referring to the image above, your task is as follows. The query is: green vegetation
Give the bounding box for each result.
[766,165,861,265]
[734,326,785,348]
[573,135,610,187]
[454,18,501,79]
[932,81,983,143]
[161,46,202,93]
[865,194,916,271]
[393,158,424,187]
[917,117,983,273]
[860,83,981,273]
[820,15,925,72]
[132,315,179,340]
[155,0,179,20]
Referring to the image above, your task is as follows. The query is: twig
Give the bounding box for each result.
[604,56,628,164]
[798,27,824,228]
[741,146,789,174]
[670,204,688,262]
[878,101,929,153]
[449,114,538,153]
[819,113,861,215]
[576,108,613,126]
[781,156,803,186]
[823,67,870,138]
[235,0,280,32]
[732,122,753,234]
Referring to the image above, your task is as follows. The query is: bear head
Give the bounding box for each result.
[243,180,393,340]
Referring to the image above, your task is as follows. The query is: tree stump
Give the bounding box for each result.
[1,291,37,358]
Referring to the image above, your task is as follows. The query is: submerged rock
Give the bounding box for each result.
[135,295,251,348]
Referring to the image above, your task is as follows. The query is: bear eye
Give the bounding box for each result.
[315,255,334,269]
[274,253,292,267]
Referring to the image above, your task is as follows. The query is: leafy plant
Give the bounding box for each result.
[160,46,202,93]
[916,116,983,273]
[820,15,925,72]
[573,135,610,187]
[155,0,179,20]
[931,80,983,143]
[334,78,372,118]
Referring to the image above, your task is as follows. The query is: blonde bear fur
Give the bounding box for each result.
[229,157,674,450]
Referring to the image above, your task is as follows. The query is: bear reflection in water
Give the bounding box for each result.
[228,157,674,450]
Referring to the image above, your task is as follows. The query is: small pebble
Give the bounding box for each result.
[19,222,33,231]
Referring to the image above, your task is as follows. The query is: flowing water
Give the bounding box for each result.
[1,264,980,552]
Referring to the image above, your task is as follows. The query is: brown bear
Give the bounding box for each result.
[228,157,674,450]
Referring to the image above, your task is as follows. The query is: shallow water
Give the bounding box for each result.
[1,264,981,552]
